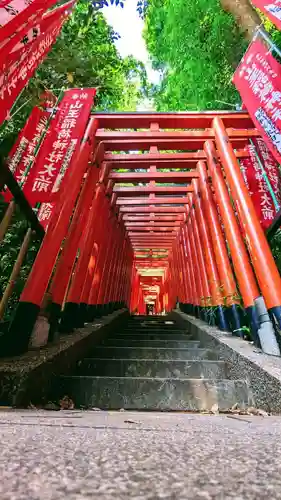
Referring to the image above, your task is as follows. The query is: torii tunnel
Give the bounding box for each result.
[3,111,281,355]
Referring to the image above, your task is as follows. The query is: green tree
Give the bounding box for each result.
[144,0,247,110]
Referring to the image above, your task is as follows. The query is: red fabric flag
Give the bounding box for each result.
[0,0,65,43]
[0,16,66,126]
[23,88,96,205]
[239,138,281,230]
[37,202,55,231]
[233,39,281,165]
[1,92,56,203]
[251,0,281,30]
[0,0,75,73]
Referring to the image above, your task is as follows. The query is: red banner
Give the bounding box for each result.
[251,1,281,30]
[37,202,55,231]
[23,88,96,204]
[233,39,281,165]
[0,16,65,126]
[0,0,64,44]
[240,138,281,229]
[0,0,75,73]
[1,92,55,203]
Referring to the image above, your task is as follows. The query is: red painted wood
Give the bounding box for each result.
[119,207,186,213]
[116,197,190,205]
[123,216,184,221]
[99,138,253,152]
[105,149,249,163]
[93,112,253,129]
[125,222,181,227]
[96,128,259,141]
[113,186,193,196]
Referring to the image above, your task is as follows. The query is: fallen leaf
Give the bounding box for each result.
[59,396,74,410]
[247,407,268,417]
[124,419,141,424]
[210,403,219,414]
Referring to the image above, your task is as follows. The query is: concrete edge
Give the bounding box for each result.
[171,310,281,413]
[0,309,129,407]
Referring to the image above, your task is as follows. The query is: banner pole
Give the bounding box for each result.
[257,26,281,59]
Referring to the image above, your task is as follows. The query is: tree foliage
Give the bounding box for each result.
[144,0,247,110]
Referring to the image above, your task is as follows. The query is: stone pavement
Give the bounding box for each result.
[1,410,281,499]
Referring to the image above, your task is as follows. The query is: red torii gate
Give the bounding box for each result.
[2,110,281,354]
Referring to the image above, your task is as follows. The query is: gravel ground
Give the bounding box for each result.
[1,410,281,499]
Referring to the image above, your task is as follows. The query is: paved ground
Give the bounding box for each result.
[1,410,281,499]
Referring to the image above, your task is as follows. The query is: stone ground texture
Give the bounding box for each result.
[1,410,281,499]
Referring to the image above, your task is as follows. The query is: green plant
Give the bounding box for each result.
[144,0,247,110]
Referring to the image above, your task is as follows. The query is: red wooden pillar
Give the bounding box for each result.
[97,216,122,313]
[48,165,99,337]
[204,139,260,338]
[196,160,242,331]
[173,241,184,304]
[95,215,119,315]
[187,201,205,317]
[189,195,212,316]
[179,226,194,313]
[178,236,189,305]
[213,118,281,326]
[79,198,108,323]
[59,184,108,331]
[88,209,116,317]
[170,246,179,308]
[130,267,139,313]
[120,238,131,307]
[192,176,228,330]
[178,233,191,306]
[108,225,127,309]
[124,243,134,308]
[108,231,127,309]
[180,226,192,311]
[80,241,99,316]
[117,238,129,309]
[185,215,200,313]
[8,118,98,354]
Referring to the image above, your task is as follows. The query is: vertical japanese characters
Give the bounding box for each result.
[24,88,95,205]
[0,0,76,126]
[240,138,281,229]
[233,39,281,164]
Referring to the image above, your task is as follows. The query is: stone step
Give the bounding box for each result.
[126,323,176,328]
[56,376,253,411]
[120,328,188,334]
[102,339,200,348]
[108,333,193,341]
[90,347,219,360]
[125,322,179,326]
[77,358,227,378]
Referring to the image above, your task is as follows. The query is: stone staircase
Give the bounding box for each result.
[55,315,254,411]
